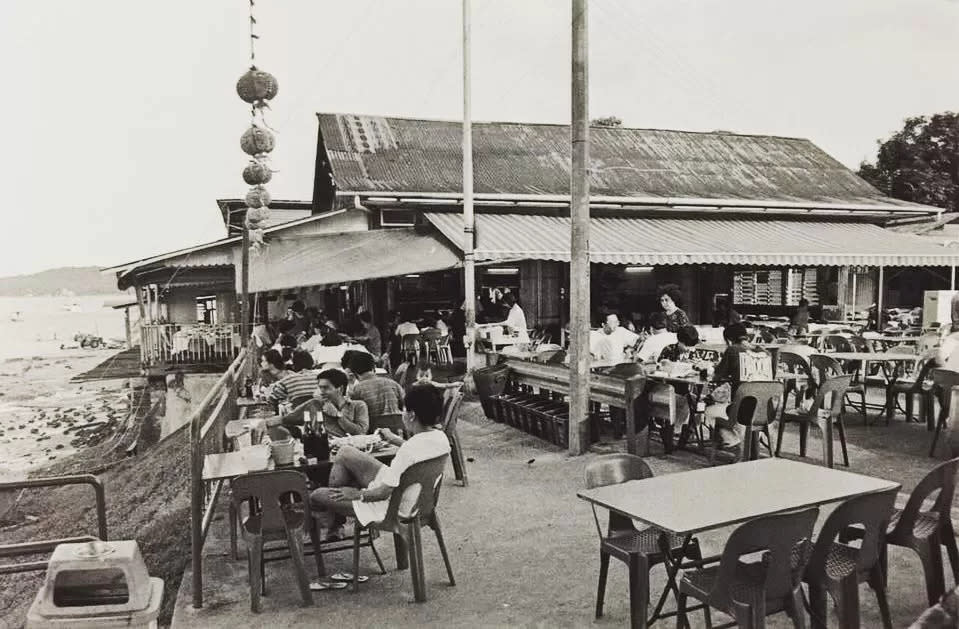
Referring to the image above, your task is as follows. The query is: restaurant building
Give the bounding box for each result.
[105,113,959,369]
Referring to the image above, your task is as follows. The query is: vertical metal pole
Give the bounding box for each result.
[877,266,885,331]
[462,0,477,371]
[569,0,591,455]
[124,307,132,349]
[851,270,858,323]
[952,265,956,290]
[240,227,250,349]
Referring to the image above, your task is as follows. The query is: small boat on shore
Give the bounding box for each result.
[63,303,81,313]
[9,311,22,322]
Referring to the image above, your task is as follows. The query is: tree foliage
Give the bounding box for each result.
[591,116,622,128]
[858,112,959,211]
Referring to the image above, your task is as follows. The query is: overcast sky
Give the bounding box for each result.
[2,0,957,277]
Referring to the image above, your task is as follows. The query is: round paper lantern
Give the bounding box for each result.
[237,67,279,104]
[245,186,272,209]
[246,206,270,223]
[242,160,272,185]
[240,126,275,156]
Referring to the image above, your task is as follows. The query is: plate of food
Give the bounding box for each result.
[329,433,384,454]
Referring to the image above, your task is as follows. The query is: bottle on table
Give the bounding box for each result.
[302,406,330,462]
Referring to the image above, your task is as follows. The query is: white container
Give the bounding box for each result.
[924,291,958,330]
[26,540,163,628]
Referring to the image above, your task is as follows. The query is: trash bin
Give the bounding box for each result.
[26,540,163,628]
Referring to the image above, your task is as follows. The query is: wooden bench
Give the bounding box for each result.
[488,357,647,453]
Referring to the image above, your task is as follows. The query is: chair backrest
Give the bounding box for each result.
[728,381,783,429]
[230,470,310,534]
[420,328,443,342]
[911,353,942,391]
[810,374,852,418]
[933,369,959,410]
[712,507,819,607]
[805,490,897,580]
[381,454,449,526]
[847,336,872,353]
[401,334,420,350]
[584,454,654,535]
[809,354,844,387]
[824,335,853,353]
[644,382,677,422]
[892,457,959,540]
[442,390,465,432]
[778,351,813,379]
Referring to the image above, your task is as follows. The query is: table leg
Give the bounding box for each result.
[649,533,693,623]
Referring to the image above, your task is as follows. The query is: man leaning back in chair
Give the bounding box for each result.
[310,382,451,541]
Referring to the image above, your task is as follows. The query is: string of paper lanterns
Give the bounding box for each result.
[237,0,277,254]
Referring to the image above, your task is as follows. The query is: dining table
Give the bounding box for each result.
[577,458,900,628]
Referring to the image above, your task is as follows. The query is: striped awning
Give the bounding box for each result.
[245,227,460,292]
[424,213,959,266]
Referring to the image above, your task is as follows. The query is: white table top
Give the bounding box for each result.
[577,458,899,535]
[820,352,919,362]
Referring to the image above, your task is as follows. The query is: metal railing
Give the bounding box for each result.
[190,348,248,608]
[0,475,107,575]
[140,323,242,367]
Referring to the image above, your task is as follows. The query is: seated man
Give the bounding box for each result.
[266,368,369,438]
[591,313,639,364]
[349,351,405,432]
[310,382,451,540]
[269,350,316,408]
[636,312,678,363]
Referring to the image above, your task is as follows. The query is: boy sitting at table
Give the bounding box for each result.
[703,322,769,449]
[310,382,451,541]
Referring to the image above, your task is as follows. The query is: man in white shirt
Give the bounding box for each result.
[310,382,451,539]
[591,314,639,363]
[395,317,421,338]
[636,312,678,362]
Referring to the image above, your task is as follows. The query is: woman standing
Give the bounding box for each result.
[658,284,690,333]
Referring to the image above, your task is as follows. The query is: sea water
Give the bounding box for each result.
[0,295,127,361]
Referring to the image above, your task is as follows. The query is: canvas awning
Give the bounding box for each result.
[424,213,959,267]
[245,228,460,293]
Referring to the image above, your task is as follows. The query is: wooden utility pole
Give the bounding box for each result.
[240,226,250,348]
[569,0,591,455]
[462,0,477,371]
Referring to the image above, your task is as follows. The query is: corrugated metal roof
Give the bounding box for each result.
[246,228,459,293]
[425,212,959,266]
[318,113,920,209]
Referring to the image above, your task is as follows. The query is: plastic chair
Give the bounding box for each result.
[776,374,852,468]
[713,381,783,465]
[642,382,681,455]
[885,457,959,605]
[930,369,959,458]
[585,454,703,628]
[779,351,814,410]
[441,387,468,486]
[400,334,420,364]
[810,354,868,425]
[677,507,819,629]
[230,470,315,613]
[351,454,455,602]
[885,353,940,427]
[434,335,453,366]
[804,490,898,629]
[419,328,443,364]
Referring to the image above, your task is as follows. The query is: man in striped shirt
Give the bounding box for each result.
[270,350,317,407]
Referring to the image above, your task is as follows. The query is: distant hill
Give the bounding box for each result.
[0,266,123,296]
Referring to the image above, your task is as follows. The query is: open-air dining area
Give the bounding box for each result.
[168,293,959,628]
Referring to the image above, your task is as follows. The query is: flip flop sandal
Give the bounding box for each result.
[309,581,348,591]
[330,572,369,583]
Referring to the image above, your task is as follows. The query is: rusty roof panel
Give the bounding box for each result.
[318,114,901,206]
